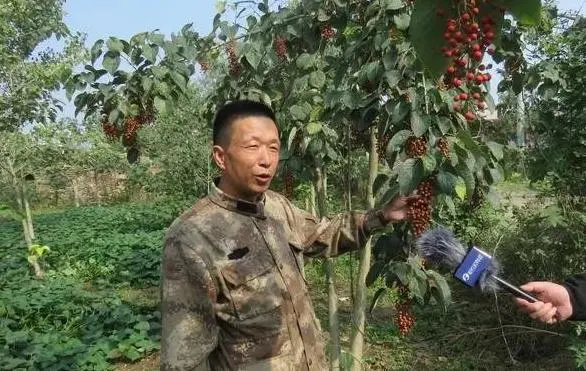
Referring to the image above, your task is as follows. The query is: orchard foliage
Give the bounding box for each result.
[67,0,543,318]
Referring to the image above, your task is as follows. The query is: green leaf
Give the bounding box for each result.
[411,111,429,137]
[398,158,424,195]
[142,76,154,94]
[497,0,542,25]
[422,154,437,175]
[436,116,453,135]
[91,39,104,64]
[306,122,322,135]
[455,177,467,201]
[486,141,504,161]
[102,51,121,74]
[107,37,125,53]
[409,0,453,78]
[392,101,410,124]
[387,129,412,153]
[244,47,262,70]
[296,53,315,70]
[373,173,389,195]
[309,71,326,88]
[436,170,458,196]
[385,70,401,87]
[369,288,387,314]
[385,0,405,10]
[427,270,452,310]
[290,105,309,121]
[108,109,120,124]
[154,96,168,114]
[317,8,330,21]
[393,13,411,30]
[143,44,157,63]
[366,261,387,286]
[170,71,187,94]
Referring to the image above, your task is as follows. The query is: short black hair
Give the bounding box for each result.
[212,99,277,146]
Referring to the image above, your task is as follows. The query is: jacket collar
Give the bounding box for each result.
[209,177,266,219]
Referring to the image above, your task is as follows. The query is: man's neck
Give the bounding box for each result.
[217,176,262,203]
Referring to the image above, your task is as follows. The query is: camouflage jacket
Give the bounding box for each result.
[160,180,386,371]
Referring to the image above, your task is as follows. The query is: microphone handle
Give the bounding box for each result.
[491,275,538,303]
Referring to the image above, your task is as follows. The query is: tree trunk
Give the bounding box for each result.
[94,171,102,204]
[23,192,35,242]
[72,177,81,207]
[350,126,378,371]
[314,165,340,371]
[516,92,525,148]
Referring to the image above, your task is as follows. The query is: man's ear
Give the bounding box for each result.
[212,145,226,170]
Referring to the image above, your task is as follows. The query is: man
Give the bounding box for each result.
[160,100,416,370]
[515,273,586,324]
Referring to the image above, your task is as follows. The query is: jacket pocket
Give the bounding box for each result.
[219,254,284,321]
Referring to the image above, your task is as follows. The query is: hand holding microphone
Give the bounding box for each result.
[514,281,574,324]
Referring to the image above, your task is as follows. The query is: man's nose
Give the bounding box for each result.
[258,147,270,167]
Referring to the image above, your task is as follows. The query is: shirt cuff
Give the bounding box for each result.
[362,209,387,236]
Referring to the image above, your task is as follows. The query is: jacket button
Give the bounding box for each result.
[308,359,313,366]
[279,263,284,269]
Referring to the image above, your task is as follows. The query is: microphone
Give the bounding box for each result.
[415,226,538,303]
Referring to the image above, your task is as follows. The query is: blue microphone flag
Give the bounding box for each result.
[453,246,492,288]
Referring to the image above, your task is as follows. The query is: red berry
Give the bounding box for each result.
[452,78,462,87]
[465,111,475,121]
[447,66,456,74]
[457,59,467,67]
[453,103,461,111]
[453,95,460,102]
[472,44,481,51]
[478,64,486,71]
[444,32,452,40]
[447,25,456,32]
[459,93,468,100]
[475,75,484,84]
[473,92,481,100]
[472,7,480,15]
[485,31,494,40]
[472,51,483,60]
[467,72,475,80]
[461,13,471,21]
[470,33,478,40]
[454,31,463,40]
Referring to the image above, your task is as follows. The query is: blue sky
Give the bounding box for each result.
[52,0,584,119]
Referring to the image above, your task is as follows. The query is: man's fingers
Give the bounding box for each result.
[529,302,554,321]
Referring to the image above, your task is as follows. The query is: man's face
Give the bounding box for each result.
[213,115,280,201]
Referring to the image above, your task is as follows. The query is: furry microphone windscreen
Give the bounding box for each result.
[416,226,501,292]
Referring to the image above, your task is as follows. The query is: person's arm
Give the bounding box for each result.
[563,273,586,321]
[279,193,413,258]
[160,233,218,371]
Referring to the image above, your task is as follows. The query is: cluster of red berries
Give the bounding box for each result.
[124,115,142,142]
[199,61,210,72]
[395,284,415,336]
[376,132,391,161]
[226,42,240,77]
[274,37,288,61]
[437,2,498,122]
[321,25,335,40]
[101,122,119,140]
[408,178,434,237]
[284,170,295,199]
[437,137,450,159]
[406,136,427,158]
[349,128,369,150]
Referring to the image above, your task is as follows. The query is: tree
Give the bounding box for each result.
[0,0,82,132]
[67,0,544,368]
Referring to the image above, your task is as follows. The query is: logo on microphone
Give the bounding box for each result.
[454,247,492,287]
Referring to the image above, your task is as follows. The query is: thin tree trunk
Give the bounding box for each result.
[350,126,378,371]
[516,92,525,148]
[72,177,81,207]
[315,165,340,371]
[23,192,35,242]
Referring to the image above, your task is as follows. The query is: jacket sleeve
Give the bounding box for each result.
[563,273,586,321]
[279,195,386,258]
[160,232,218,371]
